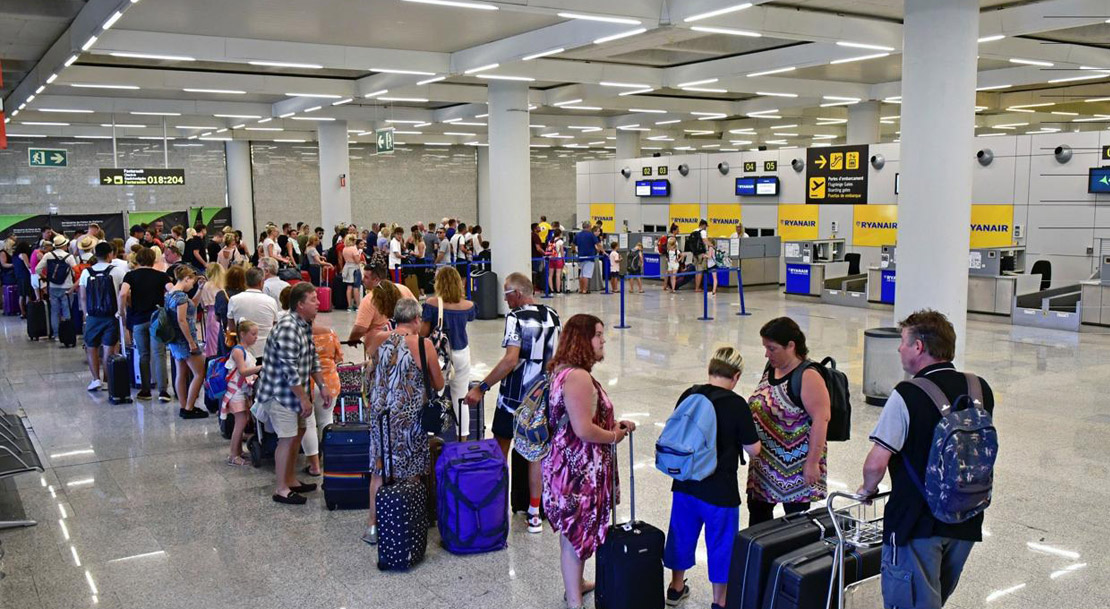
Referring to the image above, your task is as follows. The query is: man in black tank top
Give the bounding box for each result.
[858,310,995,609]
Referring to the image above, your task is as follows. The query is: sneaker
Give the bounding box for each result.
[136,391,153,400]
[158,392,172,403]
[361,526,378,545]
[179,408,209,419]
[87,379,102,392]
[666,581,690,606]
[526,513,543,534]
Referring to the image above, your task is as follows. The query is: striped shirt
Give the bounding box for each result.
[254,312,320,412]
[497,304,561,413]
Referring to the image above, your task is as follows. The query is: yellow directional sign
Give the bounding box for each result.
[809,177,826,199]
[830,153,843,170]
[814,155,827,169]
[1103,145,1110,161]
[846,151,859,170]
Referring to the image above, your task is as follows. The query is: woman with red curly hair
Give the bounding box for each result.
[542,313,637,609]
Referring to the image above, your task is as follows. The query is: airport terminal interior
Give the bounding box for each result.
[1,0,1109,608]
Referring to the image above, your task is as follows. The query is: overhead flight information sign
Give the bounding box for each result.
[99,168,185,186]
[806,144,869,204]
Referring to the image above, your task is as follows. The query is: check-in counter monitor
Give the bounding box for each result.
[784,239,848,296]
[867,245,898,304]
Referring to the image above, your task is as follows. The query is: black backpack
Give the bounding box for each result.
[784,357,852,442]
[687,230,706,257]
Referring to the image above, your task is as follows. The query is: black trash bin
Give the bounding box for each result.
[471,269,499,320]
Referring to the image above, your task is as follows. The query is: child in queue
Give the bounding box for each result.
[222,319,262,466]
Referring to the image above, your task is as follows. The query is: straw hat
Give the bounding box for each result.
[77,234,97,252]
[52,234,70,249]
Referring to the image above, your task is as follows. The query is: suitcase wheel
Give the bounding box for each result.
[326,502,336,511]
[248,437,262,468]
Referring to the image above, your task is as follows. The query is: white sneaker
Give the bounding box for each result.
[87,379,102,392]
[526,513,543,534]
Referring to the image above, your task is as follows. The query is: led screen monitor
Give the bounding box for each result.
[651,179,670,197]
[635,180,652,196]
[735,177,756,196]
[755,176,779,196]
[1090,167,1110,194]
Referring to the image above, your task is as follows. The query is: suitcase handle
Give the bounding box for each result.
[609,428,636,528]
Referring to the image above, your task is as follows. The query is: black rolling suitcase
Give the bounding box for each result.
[595,430,665,609]
[58,318,78,348]
[724,510,834,609]
[321,395,372,511]
[375,410,428,571]
[106,352,133,404]
[27,299,48,341]
[70,294,84,336]
[762,540,881,609]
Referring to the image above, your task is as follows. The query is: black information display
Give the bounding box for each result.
[51,213,125,240]
[642,166,652,176]
[743,161,757,172]
[99,168,186,186]
[806,144,869,204]
[1102,145,1110,162]
[764,160,778,172]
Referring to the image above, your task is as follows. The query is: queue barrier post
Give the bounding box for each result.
[541,256,552,299]
[698,269,713,321]
[615,274,630,329]
[466,262,472,300]
[603,255,610,294]
[735,266,751,316]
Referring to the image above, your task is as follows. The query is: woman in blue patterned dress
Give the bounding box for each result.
[746,317,830,525]
[361,298,444,545]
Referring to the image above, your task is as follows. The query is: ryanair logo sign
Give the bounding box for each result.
[856,221,897,230]
[787,267,810,276]
[969,205,1014,248]
[782,219,816,227]
[851,205,898,247]
[592,215,614,222]
[970,223,1009,233]
[672,216,700,224]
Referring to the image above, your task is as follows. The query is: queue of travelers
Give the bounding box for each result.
[2,212,994,609]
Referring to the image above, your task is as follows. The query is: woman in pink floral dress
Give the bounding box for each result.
[543,314,637,609]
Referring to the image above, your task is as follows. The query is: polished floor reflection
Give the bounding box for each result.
[0,286,1106,609]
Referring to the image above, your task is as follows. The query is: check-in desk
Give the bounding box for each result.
[784,239,847,297]
[1080,253,1110,328]
[866,245,898,305]
[732,236,781,287]
[967,246,1039,316]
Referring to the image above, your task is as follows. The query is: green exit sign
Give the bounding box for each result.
[29,148,68,168]
[376,128,395,155]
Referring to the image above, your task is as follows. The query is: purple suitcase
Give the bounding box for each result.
[3,285,19,316]
[435,428,508,555]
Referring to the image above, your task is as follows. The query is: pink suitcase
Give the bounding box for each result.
[317,278,333,313]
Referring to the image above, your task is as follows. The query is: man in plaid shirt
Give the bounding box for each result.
[255,282,334,505]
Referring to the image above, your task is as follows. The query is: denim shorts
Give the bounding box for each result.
[84,315,119,349]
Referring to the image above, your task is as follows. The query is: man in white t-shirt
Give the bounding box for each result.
[35,234,78,340]
[124,225,144,256]
[388,226,405,282]
[450,223,470,266]
[258,257,290,305]
[228,267,281,359]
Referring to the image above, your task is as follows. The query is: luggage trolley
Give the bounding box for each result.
[825,491,889,609]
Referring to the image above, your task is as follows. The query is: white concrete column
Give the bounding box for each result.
[317,120,352,234]
[476,146,492,226]
[895,0,978,363]
[847,101,881,145]
[225,140,255,245]
[616,130,640,160]
[487,81,531,313]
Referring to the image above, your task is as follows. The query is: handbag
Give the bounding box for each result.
[417,336,453,435]
[428,299,452,376]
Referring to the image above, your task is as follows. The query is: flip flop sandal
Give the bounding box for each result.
[226,455,249,467]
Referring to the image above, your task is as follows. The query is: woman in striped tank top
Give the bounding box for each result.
[746,317,831,525]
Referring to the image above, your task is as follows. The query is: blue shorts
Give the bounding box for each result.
[167,340,198,361]
[663,492,739,584]
[84,315,120,349]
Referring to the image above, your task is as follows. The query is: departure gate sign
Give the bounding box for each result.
[806,144,869,204]
[99,168,185,186]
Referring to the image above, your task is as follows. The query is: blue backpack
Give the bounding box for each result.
[655,390,718,481]
[903,375,997,524]
[204,345,242,401]
[45,253,73,286]
[85,267,117,317]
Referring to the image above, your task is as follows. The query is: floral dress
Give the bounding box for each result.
[542,367,620,561]
[366,332,429,479]
[746,370,828,504]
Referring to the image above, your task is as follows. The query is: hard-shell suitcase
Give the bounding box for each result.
[106,352,133,404]
[376,410,428,571]
[3,285,20,316]
[595,430,666,609]
[724,510,834,609]
[425,436,445,524]
[316,276,333,313]
[131,344,143,388]
[70,294,83,335]
[301,270,311,283]
[27,299,48,340]
[436,429,508,555]
[762,540,881,609]
[322,395,372,511]
[58,318,77,348]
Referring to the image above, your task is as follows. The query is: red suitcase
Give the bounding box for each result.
[317,277,333,313]
[301,270,310,283]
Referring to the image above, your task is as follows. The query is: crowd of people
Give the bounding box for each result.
[0,215,993,609]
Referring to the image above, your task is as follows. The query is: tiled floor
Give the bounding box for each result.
[1,286,1107,609]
